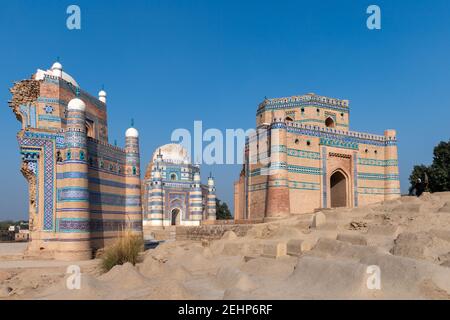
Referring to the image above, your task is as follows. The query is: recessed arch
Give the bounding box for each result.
[85,119,95,138]
[325,117,335,128]
[171,208,181,226]
[330,170,348,208]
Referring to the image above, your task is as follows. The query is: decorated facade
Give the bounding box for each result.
[142,144,216,227]
[234,93,400,220]
[8,61,142,260]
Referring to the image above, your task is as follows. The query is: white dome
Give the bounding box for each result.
[125,127,139,138]
[61,70,79,87]
[98,90,107,103]
[152,143,190,164]
[67,98,86,111]
[51,61,62,71]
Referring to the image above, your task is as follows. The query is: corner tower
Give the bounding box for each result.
[207,175,217,220]
[125,126,142,235]
[384,129,400,201]
[189,171,203,222]
[265,118,290,218]
[57,94,92,260]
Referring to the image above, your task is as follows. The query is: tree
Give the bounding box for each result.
[0,220,15,231]
[215,198,232,220]
[409,140,450,193]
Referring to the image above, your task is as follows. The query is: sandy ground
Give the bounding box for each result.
[0,243,27,258]
[1,192,450,300]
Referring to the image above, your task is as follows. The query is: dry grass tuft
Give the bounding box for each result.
[100,227,144,272]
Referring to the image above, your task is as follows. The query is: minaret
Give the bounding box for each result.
[384,129,401,201]
[56,91,92,260]
[189,170,203,223]
[148,150,164,226]
[125,122,142,235]
[265,117,291,218]
[207,173,217,221]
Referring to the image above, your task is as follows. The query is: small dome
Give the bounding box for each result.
[208,177,215,186]
[126,127,139,138]
[51,61,62,71]
[67,98,86,111]
[98,90,107,103]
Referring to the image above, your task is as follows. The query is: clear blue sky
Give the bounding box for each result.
[1,0,449,220]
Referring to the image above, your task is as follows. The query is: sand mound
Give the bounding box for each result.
[0,270,13,282]
[5,193,450,300]
[309,238,384,261]
[215,266,256,291]
[239,256,296,280]
[360,253,450,299]
[221,242,250,256]
[269,226,303,239]
[0,285,12,298]
[438,202,450,213]
[222,231,237,240]
[98,263,150,290]
[391,231,450,264]
[39,273,110,300]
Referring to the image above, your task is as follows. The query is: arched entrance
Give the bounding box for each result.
[325,117,335,128]
[330,170,347,208]
[171,208,181,225]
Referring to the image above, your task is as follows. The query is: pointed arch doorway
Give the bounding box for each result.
[171,208,181,225]
[330,170,348,208]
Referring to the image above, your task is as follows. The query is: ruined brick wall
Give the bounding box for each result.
[176,224,253,241]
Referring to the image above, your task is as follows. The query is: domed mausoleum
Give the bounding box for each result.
[143,143,216,227]
[8,61,142,260]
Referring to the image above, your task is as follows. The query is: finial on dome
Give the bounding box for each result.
[131,118,135,127]
[75,86,80,97]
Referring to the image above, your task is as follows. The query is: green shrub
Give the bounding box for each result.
[100,229,144,272]
[409,140,450,192]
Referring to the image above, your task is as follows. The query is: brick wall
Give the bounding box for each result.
[175,224,254,241]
